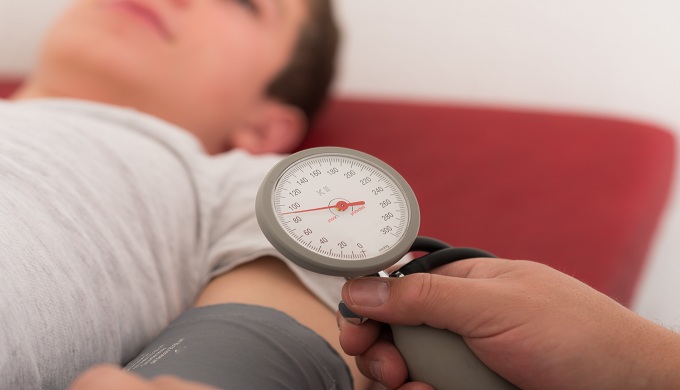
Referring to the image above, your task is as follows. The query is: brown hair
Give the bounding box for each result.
[266,0,340,124]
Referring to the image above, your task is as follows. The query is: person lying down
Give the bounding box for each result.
[0,0,373,389]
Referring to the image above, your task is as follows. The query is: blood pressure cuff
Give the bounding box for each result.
[125,303,353,390]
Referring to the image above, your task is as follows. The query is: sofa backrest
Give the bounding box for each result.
[0,79,20,98]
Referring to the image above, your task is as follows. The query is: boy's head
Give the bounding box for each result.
[267,0,338,126]
[15,0,340,155]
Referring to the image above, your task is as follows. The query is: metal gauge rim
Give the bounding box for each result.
[256,147,420,277]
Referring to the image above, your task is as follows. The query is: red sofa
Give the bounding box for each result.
[1,80,675,306]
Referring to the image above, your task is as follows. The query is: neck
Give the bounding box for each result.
[12,76,116,104]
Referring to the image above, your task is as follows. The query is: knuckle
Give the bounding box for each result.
[398,273,435,309]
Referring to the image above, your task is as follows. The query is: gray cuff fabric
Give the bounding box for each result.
[125,303,352,390]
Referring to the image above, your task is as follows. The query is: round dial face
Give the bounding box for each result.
[256,147,420,277]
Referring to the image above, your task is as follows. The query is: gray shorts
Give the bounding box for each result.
[125,304,353,390]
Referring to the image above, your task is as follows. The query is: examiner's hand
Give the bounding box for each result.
[338,258,680,390]
[69,365,219,390]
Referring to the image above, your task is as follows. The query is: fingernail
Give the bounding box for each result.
[348,279,390,307]
[338,300,368,324]
[339,315,363,325]
[344,317,363,325]
[336,310,364,328]
[370,361,384,383]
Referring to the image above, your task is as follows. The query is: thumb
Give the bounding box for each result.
[341,274,474,331]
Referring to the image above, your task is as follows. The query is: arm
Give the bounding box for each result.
[71,256,373,390]
[194,256,374,390]
[69,365,218,390]
[338,258,680,390]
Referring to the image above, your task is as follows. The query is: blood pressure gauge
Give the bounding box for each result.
[256,147,517,390]
[256,147,420,277]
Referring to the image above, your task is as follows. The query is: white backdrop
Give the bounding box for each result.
[2,0,680,326]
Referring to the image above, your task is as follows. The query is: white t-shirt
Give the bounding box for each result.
[0,99,344,389]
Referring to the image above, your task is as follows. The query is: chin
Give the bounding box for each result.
[43,9,169,81]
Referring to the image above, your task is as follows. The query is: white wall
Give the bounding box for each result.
[2,0,680,326]
[0,0,70,76]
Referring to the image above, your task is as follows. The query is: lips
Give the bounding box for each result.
[106,0,174,40]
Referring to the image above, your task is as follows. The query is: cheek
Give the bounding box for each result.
[175,31,282,108]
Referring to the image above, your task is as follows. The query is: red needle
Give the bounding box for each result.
[282,200,366,215]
